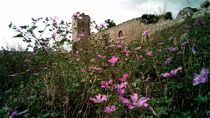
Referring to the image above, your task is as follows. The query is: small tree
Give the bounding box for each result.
[105,19,116,28]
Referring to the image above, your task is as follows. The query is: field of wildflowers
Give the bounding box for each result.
[0,13,209,118]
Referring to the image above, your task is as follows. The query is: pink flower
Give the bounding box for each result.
[162,66,182,77]
[165,57,172,65]
[168,47,176,52]
[108,56,119,65]
[119,93,149,109]
[142,30,149,36]
[117,82,128,89]
[117,45,122,48]
[104,105,116,113]
[101,81,109,90]
[135,47,141,51]
[124,58,128,61]
[50,16,59,21]
[98,55,106,59]
[78,33,85,38]
[98,23,107,30]
[109,79,113,84]
[136,54,141,60]
[90,94,107,103]
[118,73,129,82]
[89,66,102,70]
[77,37,81,41]
[118,89,125,97]
[146,51,152,56]
[123,49,131,56]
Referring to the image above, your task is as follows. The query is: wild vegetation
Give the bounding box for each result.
[0,13,209,118]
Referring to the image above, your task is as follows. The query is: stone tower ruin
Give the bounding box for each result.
[72,12,90,42]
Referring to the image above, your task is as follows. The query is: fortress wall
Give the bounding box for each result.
[102,18,177,44]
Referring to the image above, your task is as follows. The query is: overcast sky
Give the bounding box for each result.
[0,0,204,50]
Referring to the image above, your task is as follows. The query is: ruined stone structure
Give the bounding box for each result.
[72,1,210,43]
[72,13,90,42]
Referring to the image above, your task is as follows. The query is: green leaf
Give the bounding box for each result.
[13,34,23,38]
[20,25,29,29]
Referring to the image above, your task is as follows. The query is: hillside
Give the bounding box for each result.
[0,14,209,118]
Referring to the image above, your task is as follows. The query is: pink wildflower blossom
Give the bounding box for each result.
[117,82,128,89]
[89,94,107,103]
[98,55,106,59]
[142,30,149,36]
[109,56,119,65]
[119,93,149,109]
[89,66,102,70]
[162,67,182,77]
[104,105,116,113]
[118,73,129,82]
[168,47,177,52]
[136,54,141,60]
[146,51,152,56]
[124,58,128,61]
[135,46,141,51]
[98,23,107,30]
[101,81,109,90]
[123,49,131,56]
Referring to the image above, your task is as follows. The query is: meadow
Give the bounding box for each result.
[0,13,209,118]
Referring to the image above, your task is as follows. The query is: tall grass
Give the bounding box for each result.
[0,14,209,118]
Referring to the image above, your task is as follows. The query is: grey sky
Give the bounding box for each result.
[0,0,206,49]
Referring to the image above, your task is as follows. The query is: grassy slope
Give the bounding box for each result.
[0,14,209,118]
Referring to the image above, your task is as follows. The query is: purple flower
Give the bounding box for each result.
[192,48,196,54]
[32,52,37,55]
[118,73,129,82]
[104,105,116,113]
[193,68,209,86]
[117,82,128,90]
[165,57,172,65]
[162,67,182,77]
[168,47,176,52]
[205,110,210,116]
[10,110,18,118]
[118,89,125,97]
[181,40,190,46]
[101,81,109,90]
[119,93,149,109]
[89,94,107,103]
